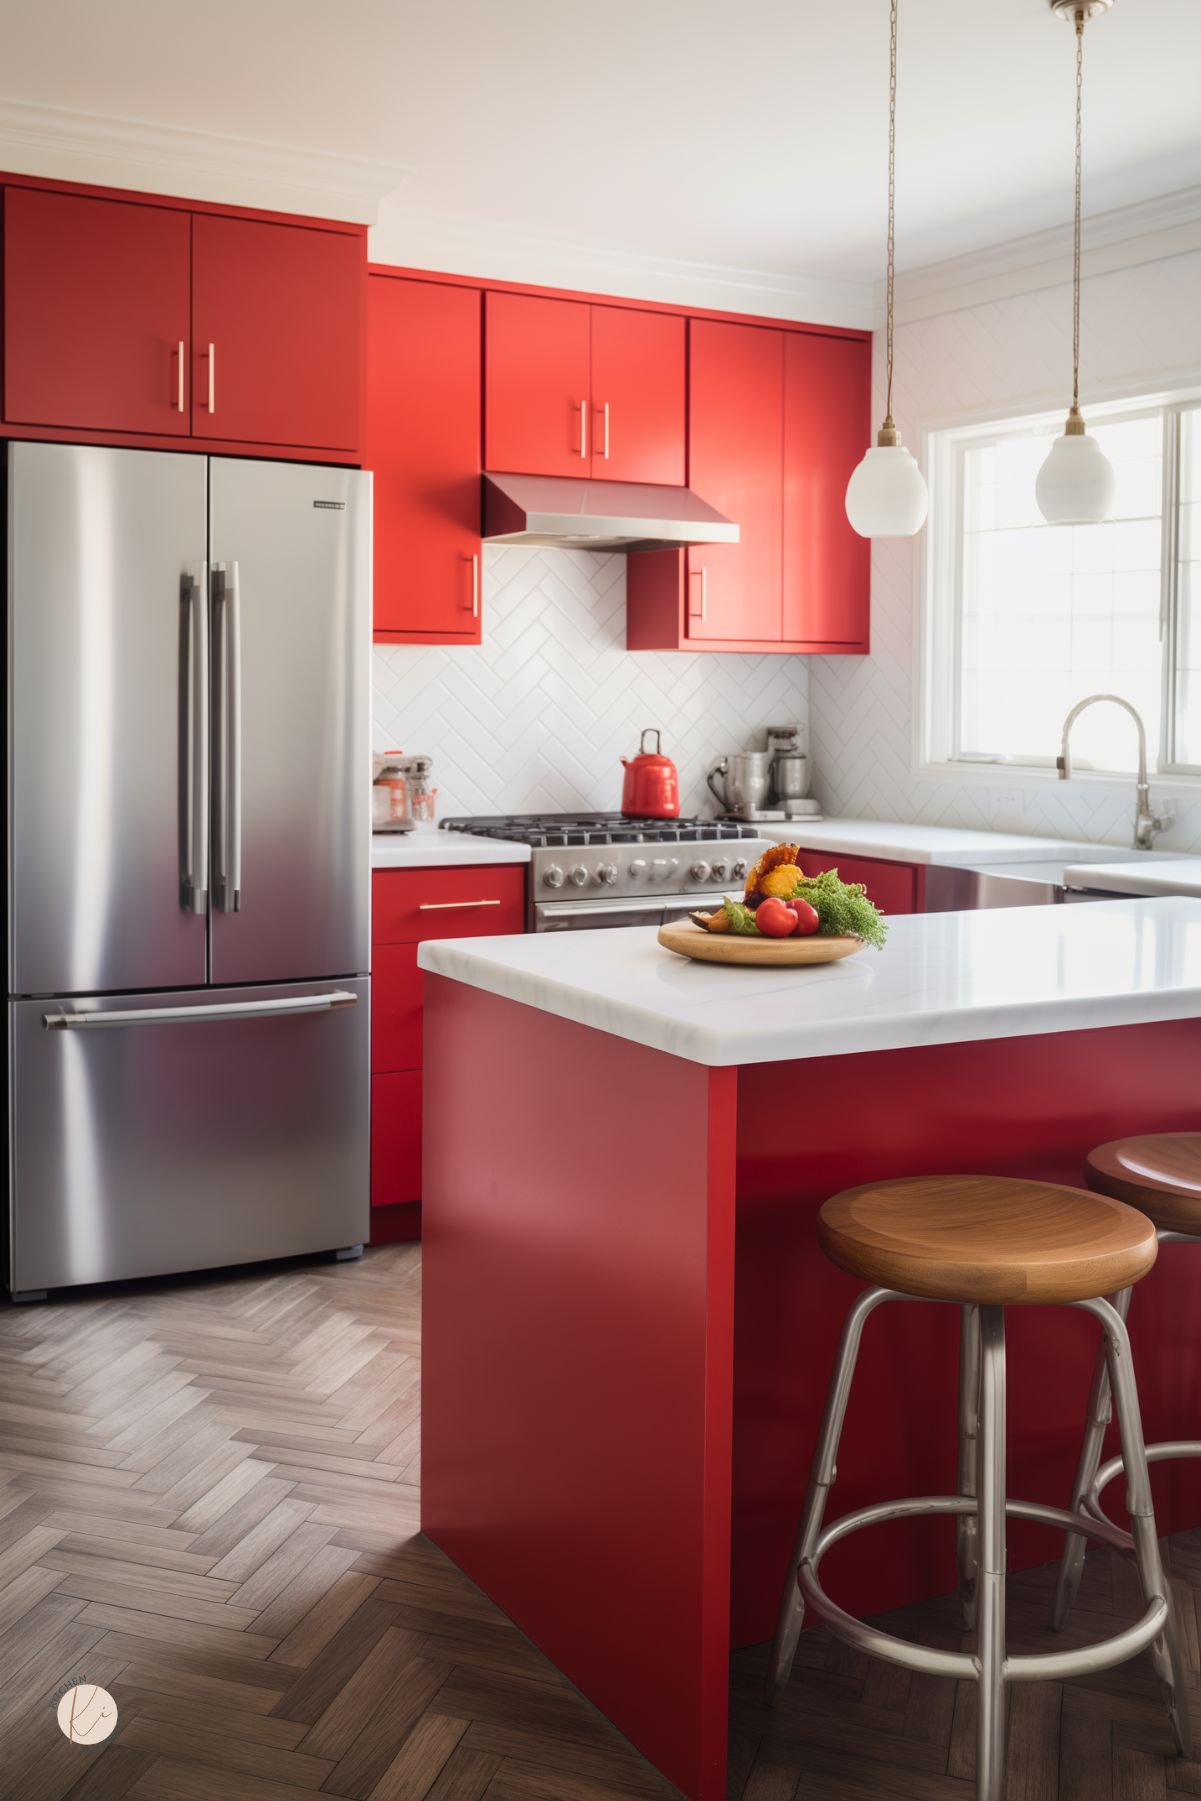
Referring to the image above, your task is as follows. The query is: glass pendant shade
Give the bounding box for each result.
[845,443,930,539]
[1035,425,1115,525]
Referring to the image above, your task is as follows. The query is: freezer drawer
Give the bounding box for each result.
[9,977,369,1293]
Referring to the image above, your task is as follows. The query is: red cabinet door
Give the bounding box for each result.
[484,292,591,476]
[191,214,362,450]
[372,943,423,1073]
[783,333,871,648]
[590,306,685,486]
[368,277,481,639]
[686,321,783,643]
[794,849,917,916]
[371,1071,422,1207]
[4,187,190,435]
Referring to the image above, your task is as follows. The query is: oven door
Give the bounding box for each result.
[534,891,733,932]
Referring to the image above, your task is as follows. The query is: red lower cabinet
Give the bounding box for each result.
[370,863,526,1239]
[371,943,423,1073]
[371,1072,422,1209]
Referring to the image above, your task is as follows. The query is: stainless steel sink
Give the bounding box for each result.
[923,849,1184,911]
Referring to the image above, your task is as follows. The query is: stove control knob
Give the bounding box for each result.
[569,865,589,887]
[597,863,618,885]
[544,865,565,889]
[711,858,729,881]
[629,858,648,878]
[690,859,711,883]
[732,857,749,880]
[651,857,672,879]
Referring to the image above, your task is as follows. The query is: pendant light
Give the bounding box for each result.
[1035,0,1116,526]
[845,0,929,539]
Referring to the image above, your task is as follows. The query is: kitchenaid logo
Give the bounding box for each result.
[52,1680,118,1745]
[312,499,346,510]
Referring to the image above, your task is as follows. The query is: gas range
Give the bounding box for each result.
[440,813,771,932]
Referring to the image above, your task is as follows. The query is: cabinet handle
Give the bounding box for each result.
[418,899,503,912]
[578,400,588,460]
[689,567,708,622]
[470,553,480,618]
[206,342,217,413]
[176,340,186,413]
[600,401,610,460]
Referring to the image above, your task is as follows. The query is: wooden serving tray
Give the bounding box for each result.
[657,923,865,966]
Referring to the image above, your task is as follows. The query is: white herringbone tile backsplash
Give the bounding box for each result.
[809,247,1201,851]
[373,547,809,818]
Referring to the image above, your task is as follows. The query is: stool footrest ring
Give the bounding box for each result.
[1085,1441,1201,1529]
[800,1493,1161,1685]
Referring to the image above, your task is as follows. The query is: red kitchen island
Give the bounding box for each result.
[418,898,1201,1801]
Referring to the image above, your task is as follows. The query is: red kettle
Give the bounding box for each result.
[621,728,680,819]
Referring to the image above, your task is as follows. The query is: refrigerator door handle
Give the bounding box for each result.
[181,565,210,915]
[212,560,243,913]
[43,990,359,1031]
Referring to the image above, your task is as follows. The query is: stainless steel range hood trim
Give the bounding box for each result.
[483,472,740,552]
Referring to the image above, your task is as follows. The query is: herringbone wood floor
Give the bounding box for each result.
[0,1244,1197,1801]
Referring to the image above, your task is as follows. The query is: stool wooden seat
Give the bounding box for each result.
[1087,1133,1201,1234]
[819,1174,1159,1304]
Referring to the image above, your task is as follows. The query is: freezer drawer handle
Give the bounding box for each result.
[43,991,358,1031]
[181,564,210,915]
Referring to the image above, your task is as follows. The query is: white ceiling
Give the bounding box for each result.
[2,0,1199,293]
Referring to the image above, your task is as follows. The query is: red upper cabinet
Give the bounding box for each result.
[191,215,362,450]
[627,318,872,654]
[783,332,871,649]
[686,321,784,643]
[484,291,686,484]
[485,292,591,476]
[368,275,482,642]
[4,187,190,436]
[589,306,685,486]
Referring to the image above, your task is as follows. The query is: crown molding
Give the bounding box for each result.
[889,184,1201,325]
[0,98,409,221]
[370,201,876,330]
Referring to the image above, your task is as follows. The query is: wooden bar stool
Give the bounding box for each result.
[1055,1133,1201,1699]
[766,1174,1191,1801]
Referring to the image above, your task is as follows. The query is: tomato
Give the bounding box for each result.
[756,897,798,938]
[785,897,820,936]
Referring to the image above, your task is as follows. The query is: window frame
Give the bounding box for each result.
[920,386,1201,788]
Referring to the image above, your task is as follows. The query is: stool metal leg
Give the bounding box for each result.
[765,1285,897,1704]
[1086,1293,1193,1761]
[976,1306,1008,1801]
[957,1304,981,1632]
[1052,1283,1132,1632]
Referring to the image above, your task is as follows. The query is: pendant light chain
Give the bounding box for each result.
[1071,10,1084,416]
[883,0,898,433]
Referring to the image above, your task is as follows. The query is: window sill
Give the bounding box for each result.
[917,759,1201,802]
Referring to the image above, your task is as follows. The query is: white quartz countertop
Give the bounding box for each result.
[752,817,1163,867]
[418,897,1201,1067]
[372,828,530,869]
[1065,859,1201,898]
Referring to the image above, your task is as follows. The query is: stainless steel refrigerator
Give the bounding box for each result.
[7,442,371,1298]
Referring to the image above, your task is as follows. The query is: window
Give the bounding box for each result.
[927,396,1201,777]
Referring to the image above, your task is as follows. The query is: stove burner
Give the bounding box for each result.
[441,811,762,848]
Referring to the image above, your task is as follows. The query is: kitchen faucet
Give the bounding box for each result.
[1057,694,1174,850]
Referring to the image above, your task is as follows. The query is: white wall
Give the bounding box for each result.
[808,246,1201,850]
[372,546,809,820]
